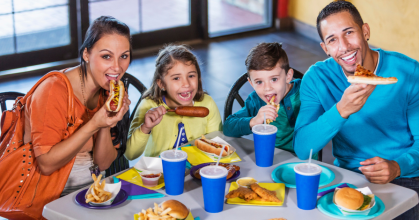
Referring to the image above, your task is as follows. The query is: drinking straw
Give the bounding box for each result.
[215,146,225,168]
[264,113,266,130]
[308,149,313,166]
[174,127,184,156]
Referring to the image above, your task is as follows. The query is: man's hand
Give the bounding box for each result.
[337,84,376,118]
[249,105,278,128]
[359,157,401,184]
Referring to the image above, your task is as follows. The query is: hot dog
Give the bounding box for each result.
[167,106,209,117]
[194,135,233,157]
[105,80,125,112]
[194,163,240,179]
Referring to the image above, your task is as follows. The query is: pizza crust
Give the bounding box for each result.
[347,64,398,85]
[348,75,398,85]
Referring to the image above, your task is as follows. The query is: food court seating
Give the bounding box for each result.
[223,68,323,161]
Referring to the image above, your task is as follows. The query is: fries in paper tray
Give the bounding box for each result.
[85,174,121,206]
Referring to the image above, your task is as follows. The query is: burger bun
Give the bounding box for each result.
[334,187,364,210]
[161,200,189,219]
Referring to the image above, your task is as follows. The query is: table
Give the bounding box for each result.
[43,131,418,220]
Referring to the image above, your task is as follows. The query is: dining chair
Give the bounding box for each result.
[106,72,148,176]
[222,68,323,161]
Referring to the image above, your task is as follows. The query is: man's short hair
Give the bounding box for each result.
[316,0,364,41]
[245,42,290,76]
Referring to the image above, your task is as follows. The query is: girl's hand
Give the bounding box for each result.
[249,105,278,128]
[141,106,167,134]
[90,91,131,129]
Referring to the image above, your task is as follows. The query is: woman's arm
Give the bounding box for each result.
[93,127,118,171]
[37,91,130,175]
[37,121,99,175]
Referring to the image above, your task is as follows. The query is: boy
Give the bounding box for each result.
[223,42,317,159]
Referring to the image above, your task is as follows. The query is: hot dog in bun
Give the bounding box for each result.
[195,135,233,157]
[106,80,125,112]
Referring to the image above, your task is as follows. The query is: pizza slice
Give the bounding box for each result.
[266,95,280,124]
[347,64,398,85]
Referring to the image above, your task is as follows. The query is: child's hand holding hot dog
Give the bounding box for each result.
[141,106,167,134]
[249,105,278,128]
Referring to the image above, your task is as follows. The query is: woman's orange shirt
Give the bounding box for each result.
[23,74,108,157]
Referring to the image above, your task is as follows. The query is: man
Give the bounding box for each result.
[293,1,419,219]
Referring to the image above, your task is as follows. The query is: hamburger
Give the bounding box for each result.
[160,200,189,219]
[334,187,374,211]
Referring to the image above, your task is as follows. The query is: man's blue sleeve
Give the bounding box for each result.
[394,62,419,177]
[223,96,256,137]
[293,69,347,159]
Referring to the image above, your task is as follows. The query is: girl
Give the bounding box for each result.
[126,45,222,159]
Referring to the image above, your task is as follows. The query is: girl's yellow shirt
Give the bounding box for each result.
[125,94,222,159]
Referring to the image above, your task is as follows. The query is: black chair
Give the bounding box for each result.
[0,92,25,112]
[223,69,323,161]
[106,72,148,176]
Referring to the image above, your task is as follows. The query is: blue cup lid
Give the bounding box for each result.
[294,163,322,176]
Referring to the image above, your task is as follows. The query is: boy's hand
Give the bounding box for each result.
[250,105,278,128]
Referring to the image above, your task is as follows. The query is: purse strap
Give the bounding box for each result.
[18,71,76,126]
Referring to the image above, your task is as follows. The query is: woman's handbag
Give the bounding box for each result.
[0,71,83,220]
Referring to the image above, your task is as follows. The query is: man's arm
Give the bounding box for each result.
[293,74,347,159]
[360,63,419,182]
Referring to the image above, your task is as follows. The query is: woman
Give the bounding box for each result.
[1,16,132,219]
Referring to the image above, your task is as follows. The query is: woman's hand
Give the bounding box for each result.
[90,91,131,130]
[141,106,167,134]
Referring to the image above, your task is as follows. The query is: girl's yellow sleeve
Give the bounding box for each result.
[205,95,223,133]
[125,99,153,160]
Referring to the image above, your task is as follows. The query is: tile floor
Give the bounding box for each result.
[0,31,334,167]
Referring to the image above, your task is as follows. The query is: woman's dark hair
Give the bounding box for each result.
[245,42,290,77]
[79,16,132,81]
[79,16,132,158]
[316,0,364,41]
[142,44,205,104]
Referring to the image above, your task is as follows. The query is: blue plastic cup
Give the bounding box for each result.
[200,166,228,213]
[160,150,188,195]
[294,163,322,210]
[252,124,278,167]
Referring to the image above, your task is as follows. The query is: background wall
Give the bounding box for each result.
[288,0,419,61]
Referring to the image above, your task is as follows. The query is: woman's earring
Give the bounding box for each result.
[162,88,165,91]
[86,60,89,64]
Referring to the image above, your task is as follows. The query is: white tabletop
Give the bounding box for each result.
[43,131,418,220]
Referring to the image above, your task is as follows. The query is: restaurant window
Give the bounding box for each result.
[88,0,191,34]
[0,0,71,56]
[208,0,272,37]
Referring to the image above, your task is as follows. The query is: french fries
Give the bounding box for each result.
[136,203,176,220]
[85,174,112,203]
[266,95,280,124]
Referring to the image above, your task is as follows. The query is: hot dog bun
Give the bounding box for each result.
[194,135,233,157]
[106,80,125,112]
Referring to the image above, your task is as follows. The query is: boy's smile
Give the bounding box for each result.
[248,62,293,105]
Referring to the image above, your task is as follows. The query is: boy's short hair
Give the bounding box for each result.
[245,42,290,77]
[317,1,364,42]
